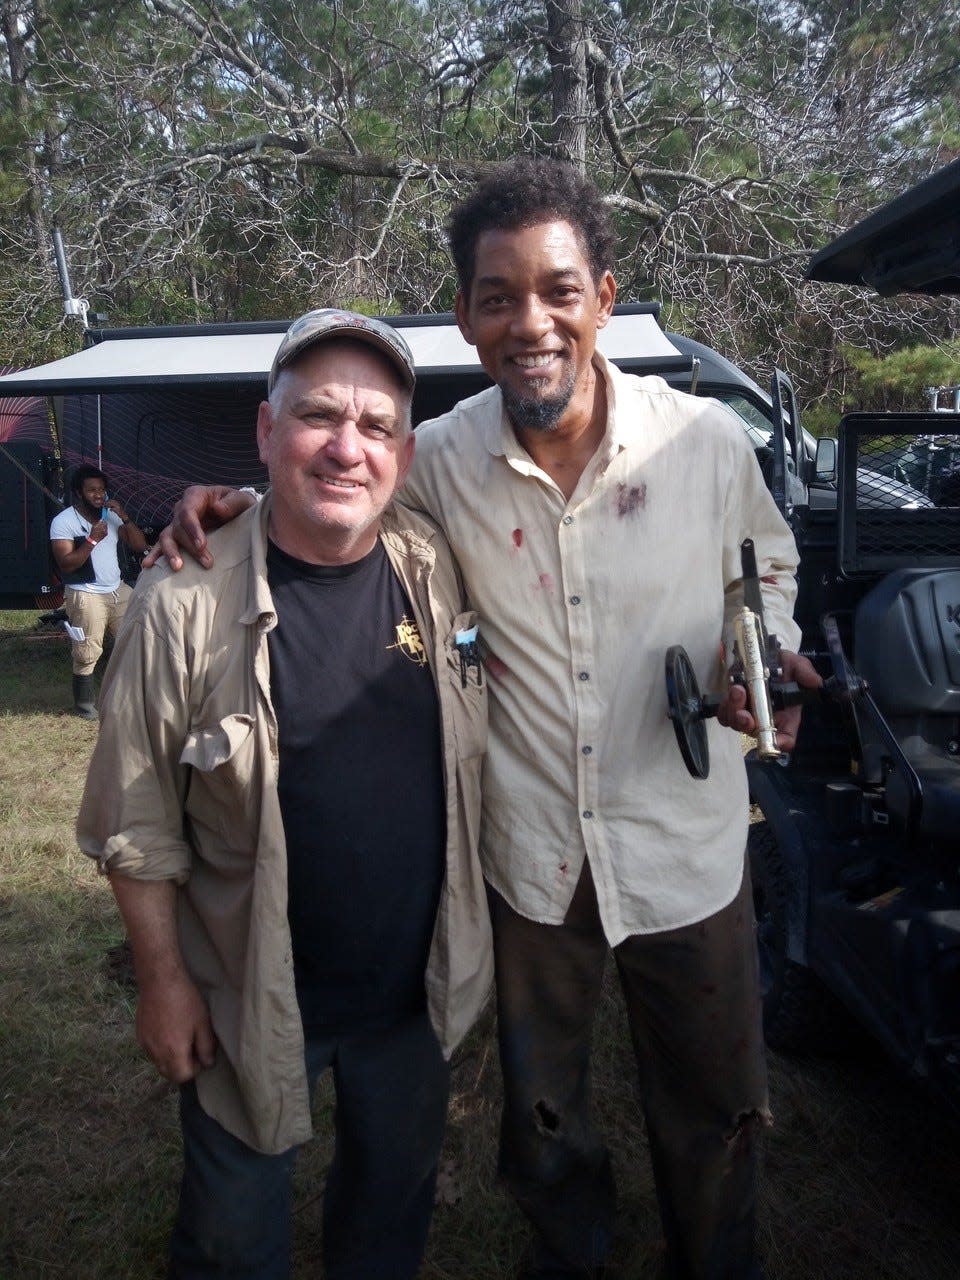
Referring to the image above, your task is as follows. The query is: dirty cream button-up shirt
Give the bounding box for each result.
[402,354,801,946]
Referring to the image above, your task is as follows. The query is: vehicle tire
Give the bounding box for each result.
[749,819,850,1054]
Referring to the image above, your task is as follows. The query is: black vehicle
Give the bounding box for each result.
[744,158,960,1107]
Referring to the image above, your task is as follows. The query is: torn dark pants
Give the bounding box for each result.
[488,859,769,1279]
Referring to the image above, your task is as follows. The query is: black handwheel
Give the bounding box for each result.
[665,645,711,780]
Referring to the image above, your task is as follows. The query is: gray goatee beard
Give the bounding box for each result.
[502,369,576,433]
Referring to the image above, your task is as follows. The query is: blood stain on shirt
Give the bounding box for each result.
[484,653,510,681]
[512,528,524,549]
[616,482,647,516]
[535,573,554,592]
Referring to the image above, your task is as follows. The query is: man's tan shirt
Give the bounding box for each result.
[77,499,492,1154]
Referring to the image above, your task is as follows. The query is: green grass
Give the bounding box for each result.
[2,610,960,1278]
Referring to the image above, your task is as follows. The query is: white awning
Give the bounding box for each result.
[0,310,686,395]
[0,331,283,393]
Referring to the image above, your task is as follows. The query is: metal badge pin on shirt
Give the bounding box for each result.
[455,625,483,689]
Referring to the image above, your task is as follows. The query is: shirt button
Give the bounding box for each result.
[578,671,589,681]
[569,594,581,605]
[583,809,594,819]
[581,745,592,755]
[562,515,574,525]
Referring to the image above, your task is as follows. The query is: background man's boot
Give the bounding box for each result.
[72,674,97,720]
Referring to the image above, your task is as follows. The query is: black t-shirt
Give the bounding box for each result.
[266,538,446,1033]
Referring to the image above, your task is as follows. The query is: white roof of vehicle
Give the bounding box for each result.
[0,310,686,394]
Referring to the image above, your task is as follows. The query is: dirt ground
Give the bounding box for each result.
[2,619,959,1278]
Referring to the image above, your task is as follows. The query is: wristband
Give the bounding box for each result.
[86,535,96,547]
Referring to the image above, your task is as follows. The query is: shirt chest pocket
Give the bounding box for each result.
[444,611,487,761]
[181,713,260,857]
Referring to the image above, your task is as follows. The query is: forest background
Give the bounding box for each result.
[2,0,960,430]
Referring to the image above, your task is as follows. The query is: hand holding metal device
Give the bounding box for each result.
[733,538,784,762]
[666,538,809,779]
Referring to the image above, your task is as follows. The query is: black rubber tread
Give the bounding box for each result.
[749,819,852,1054]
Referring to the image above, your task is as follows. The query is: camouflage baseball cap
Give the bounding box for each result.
[268,308,416,394]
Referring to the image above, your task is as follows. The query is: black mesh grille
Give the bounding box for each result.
[838,413,960,573]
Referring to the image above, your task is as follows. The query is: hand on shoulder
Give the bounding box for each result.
[142,486,257,572]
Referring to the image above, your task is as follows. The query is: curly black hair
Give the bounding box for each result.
[448,157,616,297]
[69,464,109,498]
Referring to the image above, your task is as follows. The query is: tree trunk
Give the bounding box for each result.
[1,0,49,266]
[544,0,587,170]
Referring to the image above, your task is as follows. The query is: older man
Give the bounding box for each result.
[77,310,491,1280]
[154,160,820,1280]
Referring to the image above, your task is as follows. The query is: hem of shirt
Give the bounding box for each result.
[483,852,747,948]
[64,582,124,596]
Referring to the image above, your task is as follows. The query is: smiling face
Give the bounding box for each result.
[454,220,616,435]
[78,476,107,518]
[257,340,414,565]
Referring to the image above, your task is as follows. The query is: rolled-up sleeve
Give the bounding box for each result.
[77,595,194,882]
